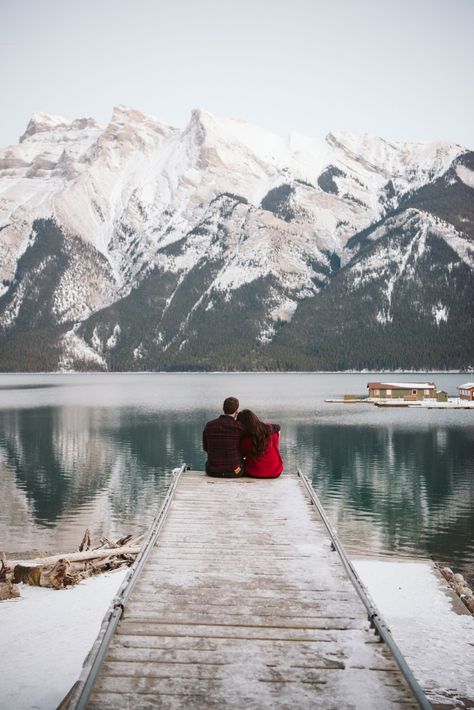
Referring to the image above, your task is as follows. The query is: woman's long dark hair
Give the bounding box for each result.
[238,409,271,458]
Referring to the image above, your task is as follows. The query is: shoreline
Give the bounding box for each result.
[0,369,472,376]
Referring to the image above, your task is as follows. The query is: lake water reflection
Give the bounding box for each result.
[0,373,473,585]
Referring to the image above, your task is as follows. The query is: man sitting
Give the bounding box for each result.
[203,396,244,477]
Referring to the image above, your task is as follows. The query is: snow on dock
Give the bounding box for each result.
[69,471,422,709]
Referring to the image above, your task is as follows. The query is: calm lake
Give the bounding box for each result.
[0,373,473,584]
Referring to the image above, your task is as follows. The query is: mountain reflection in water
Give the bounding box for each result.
[0,373,472,586]
[0,406,205,547]
[287,422,474,575]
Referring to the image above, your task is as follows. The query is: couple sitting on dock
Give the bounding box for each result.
[203,396,283,479]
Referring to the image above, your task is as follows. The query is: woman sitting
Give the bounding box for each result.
[237,409,283,478]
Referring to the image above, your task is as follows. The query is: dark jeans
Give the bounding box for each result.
[205,461,244,478]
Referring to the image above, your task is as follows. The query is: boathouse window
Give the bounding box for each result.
[373,389,379,396]
[386,389,392,396]
[412,389,417,395]
[424,389,430,395]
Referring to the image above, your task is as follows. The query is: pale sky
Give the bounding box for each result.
[1,0,473,149]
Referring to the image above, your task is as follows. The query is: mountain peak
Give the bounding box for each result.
[325,129,464,181]
[20,111,70,142]
[20,111,101,143]
[326,130,389,151]
[111,104,148,123]
[105,105,175,142]
[186,107,218,132]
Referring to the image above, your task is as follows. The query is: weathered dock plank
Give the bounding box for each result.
[77,471,422,708]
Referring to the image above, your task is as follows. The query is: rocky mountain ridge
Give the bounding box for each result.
[0,107,472,371]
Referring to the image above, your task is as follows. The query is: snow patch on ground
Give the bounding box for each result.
[91,326,103,353]
[0,569,127,710]
[354,559,474,707]
[133,343,144,360]
[376,310,390,324]
[433,302,449,325]
[0,281,26,328]
[270,298,298,322]
[58,330,106,371]
[213,263,264,291]
[456,164,474,189]
[258,323,276,344]
[106,323,121,349]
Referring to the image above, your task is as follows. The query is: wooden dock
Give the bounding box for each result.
[70,471,425,709]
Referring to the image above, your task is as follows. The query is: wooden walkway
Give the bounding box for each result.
[73,471,421,709]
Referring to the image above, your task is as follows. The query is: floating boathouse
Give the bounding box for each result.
[458,382,474,401]
[367,381,447,401]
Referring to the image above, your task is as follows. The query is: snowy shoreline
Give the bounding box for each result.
[354,559,474,708]
[0,569,127,710]
[1,559,473,709]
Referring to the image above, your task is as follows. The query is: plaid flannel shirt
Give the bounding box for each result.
[203,415,244,473]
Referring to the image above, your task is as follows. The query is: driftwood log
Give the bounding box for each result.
[0,582,20,600]
[20,545,141,568]
[0,530,142,596]
[13,558,79,589]
[78,528,91,552]
[0,553,20,600]
[0,554,8,583]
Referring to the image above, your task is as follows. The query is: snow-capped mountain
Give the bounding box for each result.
[0,106,472,371]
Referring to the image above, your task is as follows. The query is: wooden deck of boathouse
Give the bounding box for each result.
[76,471,421,709]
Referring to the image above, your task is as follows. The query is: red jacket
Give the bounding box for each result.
[240,424,283,478]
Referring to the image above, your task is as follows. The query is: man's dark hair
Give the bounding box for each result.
[223,396,239,415]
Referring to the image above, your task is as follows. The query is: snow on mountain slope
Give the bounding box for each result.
[1,108,464,279]
[0,113,102,291]
[352,209,474,277]
[456,164,474,189]
[326,131,460,189]
[0,106,468,358]
[153,192,331,340]
[347,209,474,325]
[265,201,474,371]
